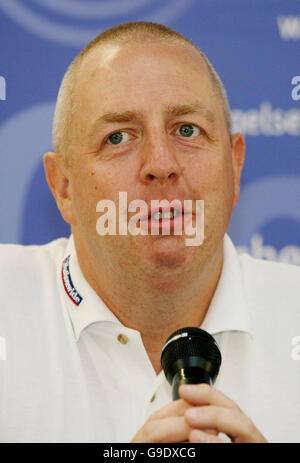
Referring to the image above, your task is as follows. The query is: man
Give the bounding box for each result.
[0,21,299,443]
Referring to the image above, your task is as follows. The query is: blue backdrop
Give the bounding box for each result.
[0,0,299,265]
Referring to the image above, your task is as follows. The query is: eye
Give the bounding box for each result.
[107,131,130,145]
[177,124,201,138]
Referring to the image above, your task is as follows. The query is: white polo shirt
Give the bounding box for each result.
[0,234,299,443]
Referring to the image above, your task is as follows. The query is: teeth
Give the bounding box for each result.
[152,209,181,220]
[153,211,162,220]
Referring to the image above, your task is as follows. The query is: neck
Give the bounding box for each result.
[73,234,224,374]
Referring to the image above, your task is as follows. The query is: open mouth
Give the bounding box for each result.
[150,208,182,221]
[139,206,193,235]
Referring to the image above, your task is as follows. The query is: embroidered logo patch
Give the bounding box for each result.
[61,255,83,306]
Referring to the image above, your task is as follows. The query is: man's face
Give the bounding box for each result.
[64,40,243,284]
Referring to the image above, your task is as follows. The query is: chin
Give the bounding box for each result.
[144,236,193,273]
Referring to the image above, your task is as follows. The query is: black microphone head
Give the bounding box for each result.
[161,327,222,388]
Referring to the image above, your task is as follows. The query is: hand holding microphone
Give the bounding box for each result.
[131,327,267,443]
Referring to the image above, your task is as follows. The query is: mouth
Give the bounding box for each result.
[139,203,193,235]
[150,208,182,221]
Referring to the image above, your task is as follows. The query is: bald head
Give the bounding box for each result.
[52,21,232,163]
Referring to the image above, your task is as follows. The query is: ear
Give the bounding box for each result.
[231,133,246,206]
[43,152,76,225]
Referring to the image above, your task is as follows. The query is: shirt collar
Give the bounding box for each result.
[59,235,122,341]
[200,234,252,338]
[60,234,252,341]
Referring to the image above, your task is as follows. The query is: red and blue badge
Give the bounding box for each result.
[61,255,83,306]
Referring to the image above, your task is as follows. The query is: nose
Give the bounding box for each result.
[139,130,182,185]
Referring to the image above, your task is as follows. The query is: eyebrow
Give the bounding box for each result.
[166,103,216,124]
[90,103,216,135]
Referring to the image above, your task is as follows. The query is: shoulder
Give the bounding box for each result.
[238,251,300,289]
[0,238,69,285]
[237,251,300,324]
[0,238,70,330]
[225,234,300,296]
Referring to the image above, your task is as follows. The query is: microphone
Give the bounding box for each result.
[161,327,222,400]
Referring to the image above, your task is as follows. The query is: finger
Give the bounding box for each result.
[179,383,240,410]
[189,429,229,443]
[148,398,189,421]
[132,416,192,443]
[203,428,218,436]
[185,405,267,443]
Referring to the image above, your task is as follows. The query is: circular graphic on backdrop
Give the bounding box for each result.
[228,175,300,246]
[21,160,70,245]
[0,0,196,47]
[0,100,69,244]
[228,176,300,265]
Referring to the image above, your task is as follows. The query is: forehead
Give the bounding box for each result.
[79,38,208,72]
[73,39,220,127]
[78,39,210,89]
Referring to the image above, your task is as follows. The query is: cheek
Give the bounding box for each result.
[187,156,235,231]
[206,164,235,236]
[69,166,102,228]
[72,163,135,216]
[187,155,234,198]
